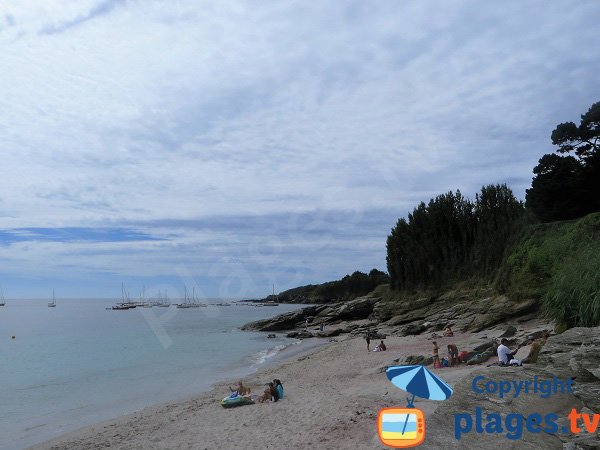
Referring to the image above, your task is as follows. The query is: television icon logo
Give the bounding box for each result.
[377,407,426,448]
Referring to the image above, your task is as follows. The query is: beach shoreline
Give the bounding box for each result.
[29,319,554,450]
[28,337,332,450]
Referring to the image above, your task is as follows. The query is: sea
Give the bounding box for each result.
[0,299,307,450]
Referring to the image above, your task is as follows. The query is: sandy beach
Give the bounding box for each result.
[30,321,546,450]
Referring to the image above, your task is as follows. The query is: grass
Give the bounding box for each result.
[499,212,600,327]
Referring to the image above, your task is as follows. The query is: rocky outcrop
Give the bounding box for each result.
[318,296,378,322]
[499,325,517,337]
[242,287,543,338]
[241,305,325,331]
[537,326,600,382]
[286,331,314,339]
[241,296,377,331]
[422,366,588,449]
[421,327,600,449]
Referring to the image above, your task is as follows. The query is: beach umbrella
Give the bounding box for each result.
[386,365,453,403]
[385,365,453,434]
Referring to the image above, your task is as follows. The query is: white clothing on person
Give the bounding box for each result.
[497,344,513,364]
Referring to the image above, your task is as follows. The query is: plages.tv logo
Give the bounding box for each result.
[379,365,453,448]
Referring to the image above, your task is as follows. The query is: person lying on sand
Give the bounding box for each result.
[443,326,454,337]
[229,380,251,396]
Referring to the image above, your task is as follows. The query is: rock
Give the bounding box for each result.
[526,330,551,340]
[466,348,495,365]
[385,315,409,326]
[471,340,496,354]
[421,366,586,449]
[334,296,378,321]
[537,326,600,382]
[369,331,387,339]
[572,383,600,414]
[317,328,343,338]
[399,322,427,336]
[242,296,377,331]
[241,305,322,331]
[286,331,313,339]
[403,355,425,365]
[521,340,544,364]
[499,325,517,337]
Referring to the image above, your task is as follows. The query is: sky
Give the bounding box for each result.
[0,0,599,299]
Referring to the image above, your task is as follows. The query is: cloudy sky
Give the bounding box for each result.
[0,0,599,298]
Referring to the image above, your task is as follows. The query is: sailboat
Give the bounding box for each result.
[48,289,57,307]
[263,284,279,306]
[158,290,171,307]
[110,284,134,310]
[0,287,5,306]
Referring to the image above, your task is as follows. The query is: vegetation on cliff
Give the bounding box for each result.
[526,101,600,222]
[266,269,389,304]
[497,212,600,328]
[383,101,599,328]
[267,102,599,329]
[385,184,524,290]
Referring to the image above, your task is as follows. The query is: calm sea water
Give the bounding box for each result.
[0,299,305,450]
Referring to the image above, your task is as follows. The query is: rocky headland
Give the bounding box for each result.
[242,287,600,449]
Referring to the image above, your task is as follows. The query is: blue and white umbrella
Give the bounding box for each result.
[386,365,453,404]
[385,365,453,436]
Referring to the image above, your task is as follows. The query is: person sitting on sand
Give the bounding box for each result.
[443,326,454,337]
[270,382,279,402]
[497,338,517,366]
[379,340,386,351]
[273,379,284,399]
[258,382,279,403]
[229,380,251,396]
[432,341,440,367]
[447,343,459,366]
[257,385,271,403]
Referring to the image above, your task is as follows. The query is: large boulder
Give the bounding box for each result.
[470,297,538,332]
[285,331,314,339]
[332,296,378,321]
[537,326,600,382]
[499,325,517,337]
[399,321,427,336]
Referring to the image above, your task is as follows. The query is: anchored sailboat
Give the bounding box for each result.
[48,289,57,307]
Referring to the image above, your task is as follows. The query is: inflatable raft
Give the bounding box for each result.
[220,393,254,408]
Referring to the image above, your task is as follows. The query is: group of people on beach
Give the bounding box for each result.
[365,332,386,352]
[432,326,533,368]
[257,379,284,403]
[229,379,284,404]
[431,326,460,368]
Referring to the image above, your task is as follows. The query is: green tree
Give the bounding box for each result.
[527,101,600,221]
[526,154,586,222]
[552,101,600,160]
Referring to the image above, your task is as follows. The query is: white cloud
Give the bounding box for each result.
[0,0,599,295]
